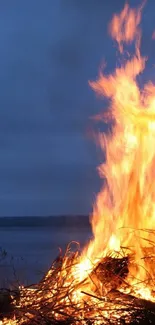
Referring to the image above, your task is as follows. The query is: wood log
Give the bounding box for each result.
[90,256,129,294]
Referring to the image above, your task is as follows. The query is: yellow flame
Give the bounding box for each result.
[78,2,155,300]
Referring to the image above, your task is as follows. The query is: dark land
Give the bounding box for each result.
[0,215,90,229]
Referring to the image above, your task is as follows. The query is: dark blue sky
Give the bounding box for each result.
[0,0,155,216]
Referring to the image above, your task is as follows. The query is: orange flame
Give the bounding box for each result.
[109,3,142,54]
[78,2,155,300]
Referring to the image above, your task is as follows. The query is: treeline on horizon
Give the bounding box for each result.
[0,215,90,228]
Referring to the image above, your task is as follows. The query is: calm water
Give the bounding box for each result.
[0,226,91,287]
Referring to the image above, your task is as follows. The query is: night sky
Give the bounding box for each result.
[0,0,155,216]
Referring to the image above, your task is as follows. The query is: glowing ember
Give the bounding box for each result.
[2,2,155,324]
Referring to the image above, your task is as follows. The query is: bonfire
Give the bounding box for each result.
[1,2,155,324]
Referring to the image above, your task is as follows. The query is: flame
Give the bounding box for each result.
[79,2,155,300]
[108,2,142,54]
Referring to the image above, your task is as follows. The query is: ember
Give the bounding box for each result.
[1,2,155,324]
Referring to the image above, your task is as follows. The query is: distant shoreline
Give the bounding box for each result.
[0,216,90,228]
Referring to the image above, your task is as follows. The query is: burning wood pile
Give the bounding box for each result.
[1,2,155,324]
[1,242,155,324]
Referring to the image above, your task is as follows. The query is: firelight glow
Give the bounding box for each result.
[2,2,155,324]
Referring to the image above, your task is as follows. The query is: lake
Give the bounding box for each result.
[0,222,92,288]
